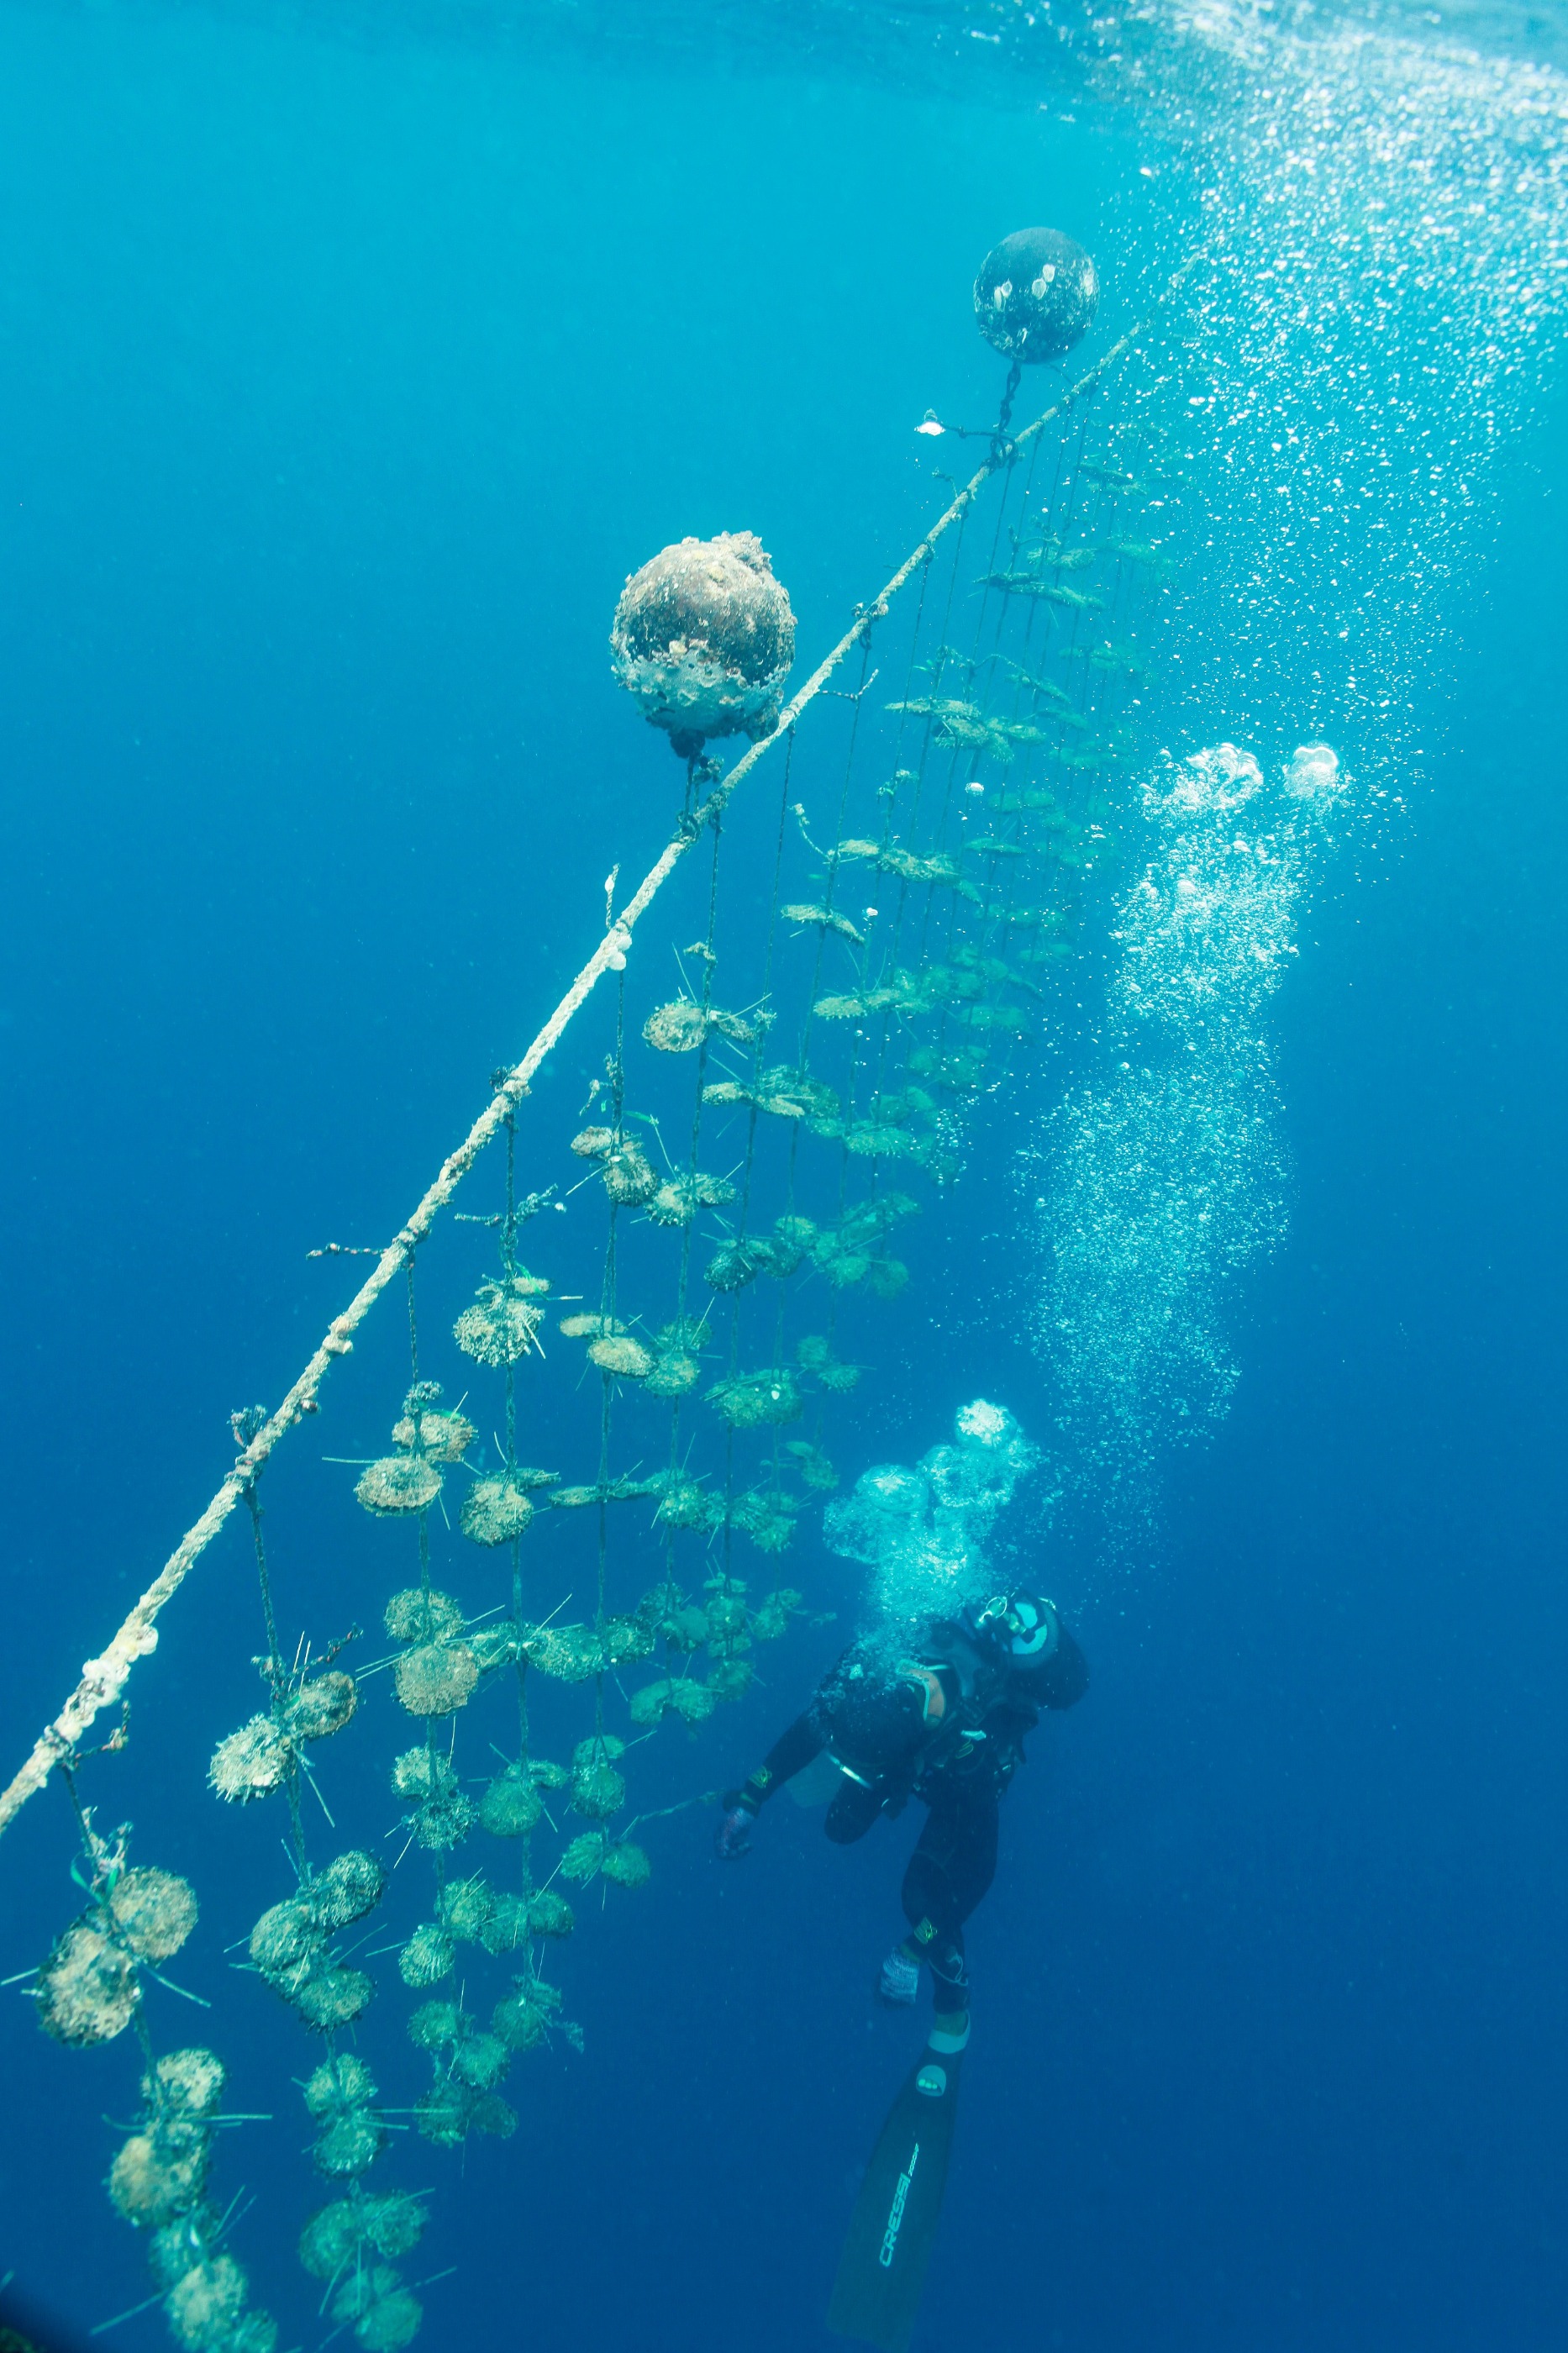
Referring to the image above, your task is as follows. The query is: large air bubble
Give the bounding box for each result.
[823,1398,1045,1632]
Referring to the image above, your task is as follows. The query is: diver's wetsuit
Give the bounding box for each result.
[729,1616,1087,2009]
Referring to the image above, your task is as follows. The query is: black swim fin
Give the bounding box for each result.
[827,2035,966,2353]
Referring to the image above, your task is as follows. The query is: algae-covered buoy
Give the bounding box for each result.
[974,228,1098,365]
[610,529,795,760]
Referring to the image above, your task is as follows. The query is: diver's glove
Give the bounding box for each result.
[714,1791,760,1861]
[876,1943,922,2008]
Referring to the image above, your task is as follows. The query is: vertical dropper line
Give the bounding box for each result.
[862,571,936,1213]
[674,809,725,1322]
[885,555,932,781]
[243,1477,308,1877]
[988,432,1044,661]
[717,779,774,1605]
[245,1480,283,1680]
[402,1245,442,1913]
[502,1111,518,1277]
[845,603,933,1130]
[739,751,795,1303]
[591,966,629,1735]
[727,1124,760,1371]
[997,433,1047,701]
[56,1755,94,1861]
[721,1424,736,1596]
[797,629,876,1058]
[888,555,948,968]
[416,1510,432,1607]
[1039,414,1070,556]
[502,1111,519,1483]
[500,1105,529,1712]
[794,634,876,1400]
[1037,399,1100,771]
[1099,366,1155,769]
[1015,417,1071,674]
[913,498,969,794]
[1057,391,1101,737]
[919,501,999,957]
[886,553,934,811]
[491,1116,537,1912]
[967,444,1018,659]
[758,744,798,1392]
[660,811,724,1619]
[407,1241,433,1606]
[759,736,793,1019]
[799,618,875,1436]
[900,503,969,895]
[595,1351,613,1640]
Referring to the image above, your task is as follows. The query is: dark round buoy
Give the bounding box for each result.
[974,228,1098,366]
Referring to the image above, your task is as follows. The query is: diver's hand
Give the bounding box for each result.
[714,1802,757,1860]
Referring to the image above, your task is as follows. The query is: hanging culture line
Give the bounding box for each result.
[0,256,1200,1843]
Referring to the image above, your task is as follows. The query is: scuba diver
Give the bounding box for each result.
[715,1589,1087,2038]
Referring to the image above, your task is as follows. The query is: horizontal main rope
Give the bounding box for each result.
[0,261,1197,1840]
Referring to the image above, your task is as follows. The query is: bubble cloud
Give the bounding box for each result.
[1030,741,1343,1524]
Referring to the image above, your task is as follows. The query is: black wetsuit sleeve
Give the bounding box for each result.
[987,1624,1089,1727]
[1035,1624,1089,1711]
[977,1626,1089,1782]
[733,1713,825,1811]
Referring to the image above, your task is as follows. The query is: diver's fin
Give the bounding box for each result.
[827,2036,966,2352]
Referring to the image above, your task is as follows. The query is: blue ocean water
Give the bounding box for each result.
[0,4,1564,2350]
